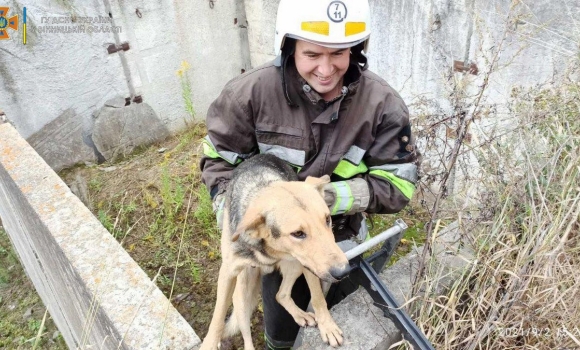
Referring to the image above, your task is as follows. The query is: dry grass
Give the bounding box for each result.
[410,80,580,349]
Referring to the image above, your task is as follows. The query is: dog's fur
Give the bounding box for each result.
[200,154,349,350]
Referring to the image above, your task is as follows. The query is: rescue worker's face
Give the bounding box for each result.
[294,40,350,101]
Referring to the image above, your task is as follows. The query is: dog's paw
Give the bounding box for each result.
[290,310,317,327]
[317,318,344,347]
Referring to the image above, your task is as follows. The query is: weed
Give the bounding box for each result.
[97,209,114,232]
[126,201,137,213]
[160,165,185,220]
[188,259,202,284]
[412,78,580,349]
[28,318,42,333]
[157,274,172,287]
[88,175,104,193]
[193,184,219,240]
[0,245,17,286]
[176,61,196,125]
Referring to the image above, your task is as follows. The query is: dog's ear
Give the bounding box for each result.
[305,175,330,194]
[231,206,265,242]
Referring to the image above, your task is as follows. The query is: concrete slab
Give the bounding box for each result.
[0,123,200,349]
[26,108,97,172]
[92,98,170,162]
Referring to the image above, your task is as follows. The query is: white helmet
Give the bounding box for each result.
[274,0,371,55]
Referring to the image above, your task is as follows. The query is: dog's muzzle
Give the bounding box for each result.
[328,264,352,281]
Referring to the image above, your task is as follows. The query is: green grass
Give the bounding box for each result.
[193,184,219,241]
[88,174,104,193]
[188,259,202,284]
[366,203,429,264]
[0,227,67,349]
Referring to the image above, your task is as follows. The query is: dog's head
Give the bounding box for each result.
[232,175,349,282]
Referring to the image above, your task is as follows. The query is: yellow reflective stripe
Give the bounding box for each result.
[369,163,418,184]
[331,181,354,215]
[301,21,329,36]
[333,159,368,178]
[345,22,366,36]
[202,139,221,159]
[369,169,416,199]
[202,138,241,165]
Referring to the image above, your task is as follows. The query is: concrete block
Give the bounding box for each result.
[26,108,97,172]
[0,123,200,349]
[92,97,170,162]
[296,222,472,349]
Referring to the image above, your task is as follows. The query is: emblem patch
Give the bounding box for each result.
[327,1,347,23]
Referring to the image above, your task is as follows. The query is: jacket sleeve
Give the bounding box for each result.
[362,93,419,214]
[199,83,257,198]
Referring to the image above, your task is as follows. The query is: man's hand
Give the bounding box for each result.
[323,178,370,215]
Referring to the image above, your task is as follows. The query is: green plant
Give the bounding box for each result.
[176,61,196,124]
[160,165,185,221]
[97,209,114,232]
[157,274,172,287]
[0,227,66,349]
[193,184,219,240]
[88,175,104,193]
[28,319,42,333]
[188,259,202,284]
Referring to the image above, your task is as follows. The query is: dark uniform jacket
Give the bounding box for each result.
[200,56,419,240]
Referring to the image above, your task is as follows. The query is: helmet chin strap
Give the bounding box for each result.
[350,42,369,71]
[280,39,298,107]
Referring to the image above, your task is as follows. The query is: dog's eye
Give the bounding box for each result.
[326,215,331,227]
[291,230,306,239]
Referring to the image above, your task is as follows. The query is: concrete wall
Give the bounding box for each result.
[0,0,578,172]
[244,0,579,112]
[1,0,250,170]
[0,121,200,349]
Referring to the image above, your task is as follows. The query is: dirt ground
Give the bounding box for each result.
[53,123,427,349]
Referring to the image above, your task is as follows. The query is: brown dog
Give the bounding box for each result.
[200,154,349,350]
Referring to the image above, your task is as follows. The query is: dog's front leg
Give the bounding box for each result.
[200,263,239,350]
[303,269,344,347]
[276,260,317,327]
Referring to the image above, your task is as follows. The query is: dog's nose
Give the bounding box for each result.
[329,264,353,280]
